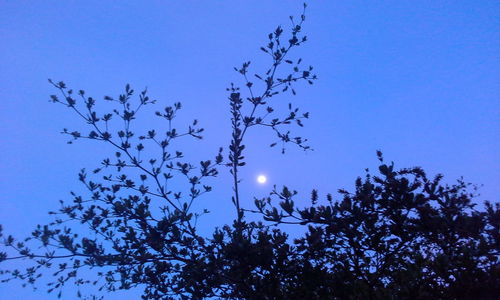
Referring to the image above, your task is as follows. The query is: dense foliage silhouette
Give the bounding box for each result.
[1,4,498,299]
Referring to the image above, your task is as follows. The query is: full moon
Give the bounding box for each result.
[257,175,267,184]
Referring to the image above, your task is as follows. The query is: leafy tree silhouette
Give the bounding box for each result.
[1,3,498,299]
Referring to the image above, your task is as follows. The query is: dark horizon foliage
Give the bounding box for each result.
[1,4,498,299]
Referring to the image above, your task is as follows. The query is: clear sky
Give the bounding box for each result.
[1,1,499,299]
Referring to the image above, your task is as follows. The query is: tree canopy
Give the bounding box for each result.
[1,4,498,299]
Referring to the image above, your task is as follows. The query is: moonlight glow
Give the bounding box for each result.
[257,175,267,184]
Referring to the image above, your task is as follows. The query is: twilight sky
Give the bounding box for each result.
[0,1,499,299]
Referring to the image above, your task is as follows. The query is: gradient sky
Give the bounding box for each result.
[1,1,499,299]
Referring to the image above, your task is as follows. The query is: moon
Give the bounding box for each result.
[257,175,267,184]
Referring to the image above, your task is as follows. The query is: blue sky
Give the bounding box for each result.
[1,1,499,299]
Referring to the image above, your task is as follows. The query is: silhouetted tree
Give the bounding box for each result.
[1,4,498,299]
[252,151,499,299]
